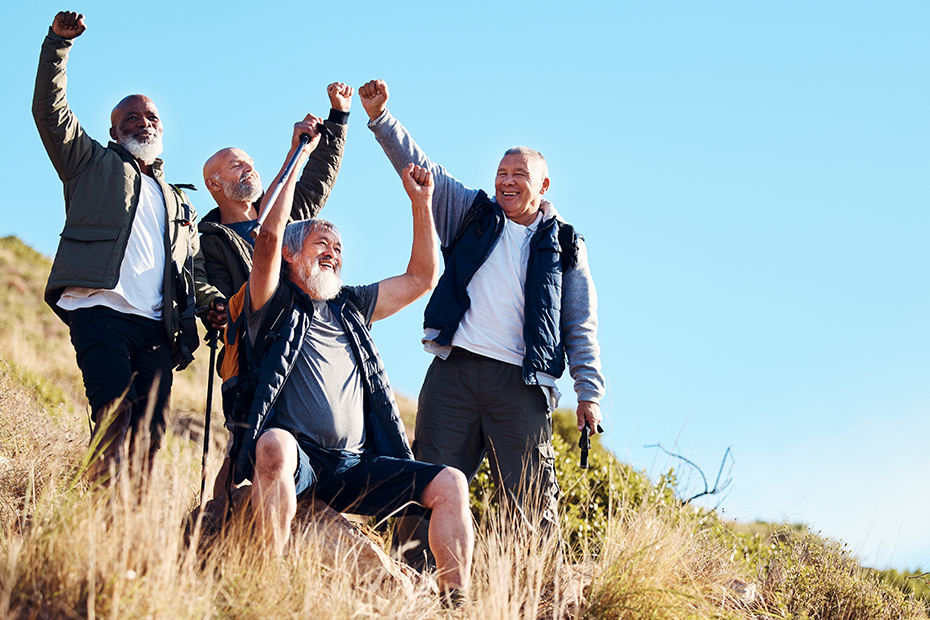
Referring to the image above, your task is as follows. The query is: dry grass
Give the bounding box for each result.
[0,235,926,619]
[0,353,761,620]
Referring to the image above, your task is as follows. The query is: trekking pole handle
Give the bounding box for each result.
[578,422,605,470]
[250,126,330,240]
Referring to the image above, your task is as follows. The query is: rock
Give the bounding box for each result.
[187,485,426,595]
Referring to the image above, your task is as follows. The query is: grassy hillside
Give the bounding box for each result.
[0,235,926,619]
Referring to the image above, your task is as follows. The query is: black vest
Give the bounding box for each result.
[231,280,413,485]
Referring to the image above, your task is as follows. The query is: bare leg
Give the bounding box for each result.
[251,429,299,555]
[419,467,474,592]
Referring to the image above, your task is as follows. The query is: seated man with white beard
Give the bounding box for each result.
[32,11,224,478]
[237,119,473,597]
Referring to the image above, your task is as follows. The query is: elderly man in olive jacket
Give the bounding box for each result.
[33,11,224,479]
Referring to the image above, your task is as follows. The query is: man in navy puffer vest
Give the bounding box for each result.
[360,79,606,563]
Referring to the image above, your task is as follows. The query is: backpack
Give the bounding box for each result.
[219,282,292,488]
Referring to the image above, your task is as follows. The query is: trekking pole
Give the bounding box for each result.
[249,124,334,239]
[200,327,219,505]
[578,422,605,469]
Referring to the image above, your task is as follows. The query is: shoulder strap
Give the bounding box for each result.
[250,284,294,366]
[557,222,580,271]
[442,190,493,262]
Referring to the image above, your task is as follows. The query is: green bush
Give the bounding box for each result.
[468,408,676,555]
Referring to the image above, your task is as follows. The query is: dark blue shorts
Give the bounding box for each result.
[288,434,445,518]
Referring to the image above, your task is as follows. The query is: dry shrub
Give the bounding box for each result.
[582,502,750,620]
[757,532,929,620]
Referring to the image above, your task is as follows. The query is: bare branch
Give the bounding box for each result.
[645,443,735,504]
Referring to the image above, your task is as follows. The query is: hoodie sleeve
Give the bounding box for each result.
[367,109,480,247]
[561,236,606,404]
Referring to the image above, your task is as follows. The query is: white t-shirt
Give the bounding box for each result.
[451,211,543,367]
[58,175,167,320]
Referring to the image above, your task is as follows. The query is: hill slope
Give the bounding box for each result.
[0,235,926,619]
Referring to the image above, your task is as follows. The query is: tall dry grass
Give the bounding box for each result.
[0,353,762,619]
[1,236,926,619]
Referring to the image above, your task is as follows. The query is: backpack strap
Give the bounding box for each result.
[169,183,201,370]
[557,222,580,271]
[441,191,493,263]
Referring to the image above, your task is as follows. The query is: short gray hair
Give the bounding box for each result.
[281,218,340,275]
[504,146,548,179]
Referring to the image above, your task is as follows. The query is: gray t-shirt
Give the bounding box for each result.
[246,282,379,453]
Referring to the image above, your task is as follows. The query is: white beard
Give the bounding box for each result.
[118,129,164,163]
[221,175,262,203]
[297,257,342,301]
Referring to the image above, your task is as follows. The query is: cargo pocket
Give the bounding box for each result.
[537,442,560,498]
[56,226,124,286]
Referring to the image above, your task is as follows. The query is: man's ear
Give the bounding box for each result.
[540,177,550,195]
[205,176,220,192]
[281,244,297,266]
[109,127,118,141]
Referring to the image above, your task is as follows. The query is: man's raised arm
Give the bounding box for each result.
[33,11,93,183]
[371,164,439,323]
[249,115,323,312]
[291,82,353,220]
[359,79,477,246]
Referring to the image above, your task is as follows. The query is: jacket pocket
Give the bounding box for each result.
[53,226,125,288]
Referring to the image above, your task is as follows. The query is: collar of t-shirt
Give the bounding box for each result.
[226,220,256,247]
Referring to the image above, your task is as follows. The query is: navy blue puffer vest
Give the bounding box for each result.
[232,281,413,485]
[422,191,576,385]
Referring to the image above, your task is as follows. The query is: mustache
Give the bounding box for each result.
[132,128,160,141]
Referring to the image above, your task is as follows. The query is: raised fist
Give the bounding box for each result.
[358,79,389,121]
[327,82,353,113]
[52,11,86,39]
[401,163,433,204]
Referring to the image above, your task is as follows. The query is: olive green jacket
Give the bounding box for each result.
[33,29,221,345]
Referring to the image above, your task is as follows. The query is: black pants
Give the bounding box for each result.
[69,306,172,449]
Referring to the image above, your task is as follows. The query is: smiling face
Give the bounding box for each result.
[204,148,263,204]
[287,226,343,300]
[109,95,163,163]
[494,151,550,226]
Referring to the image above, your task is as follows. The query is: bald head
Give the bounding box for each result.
[110,94,156,127]
[203,147,262,207]
[108,94,163,164]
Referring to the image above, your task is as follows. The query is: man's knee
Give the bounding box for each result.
[422,467,469,510]
[254,429,297,480]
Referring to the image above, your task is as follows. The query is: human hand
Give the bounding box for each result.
[52,11,86,39]
[292,114,325,153]
[401,163,433,204]
[358,79,389,121]
[327,82,353,112]
[197,299,227,333]
[576,401,602,435]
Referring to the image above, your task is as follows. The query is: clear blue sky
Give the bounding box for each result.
[4,1,927,570]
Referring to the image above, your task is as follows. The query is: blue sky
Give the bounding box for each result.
[4,1,927,570]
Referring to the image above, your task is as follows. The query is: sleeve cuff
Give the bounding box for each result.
[327,109,350,125]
